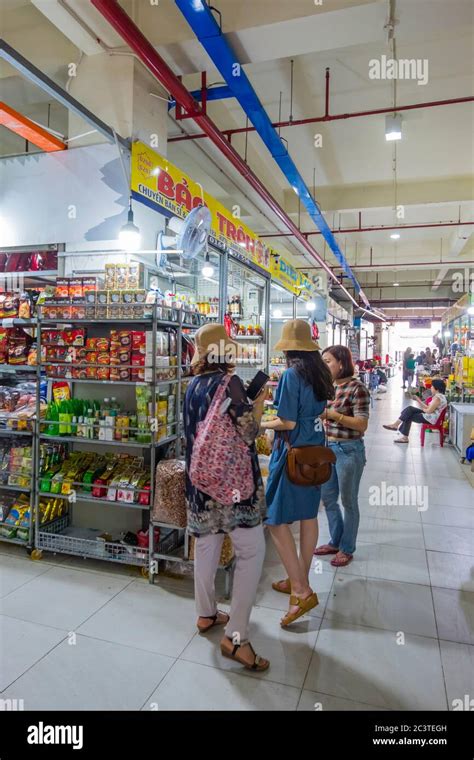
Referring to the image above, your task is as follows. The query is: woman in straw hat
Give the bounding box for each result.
[184,323,269,672]
[261,319,334,627]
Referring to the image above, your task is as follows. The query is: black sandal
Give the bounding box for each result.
[220,639,270,672]
[197,611,229,634]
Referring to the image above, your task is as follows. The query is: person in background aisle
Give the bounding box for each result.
[406,353,416,388]
[314,345,370,568]
[424,347,433,366]
[415,351,425,367]
[432,348,438,364]
[184,323,269,672]
[402,346,412,389]
[261,320,334,627]
[383,378,447,443]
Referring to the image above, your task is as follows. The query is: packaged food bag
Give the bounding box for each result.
[153,459,186,527]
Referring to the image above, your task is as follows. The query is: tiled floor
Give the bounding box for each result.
[1,375,473,711]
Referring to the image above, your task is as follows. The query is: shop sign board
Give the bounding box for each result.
[131,141,274,271]
[270,256,313,297]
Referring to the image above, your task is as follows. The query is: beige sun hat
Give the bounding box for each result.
[274,319,320,352]
[191,323,239,366]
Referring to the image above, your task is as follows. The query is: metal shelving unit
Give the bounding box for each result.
[33,303,182,570]
[0,362,39,552]
[33,304,210,577]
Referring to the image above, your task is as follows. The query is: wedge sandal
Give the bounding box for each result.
[220,640,270,672]
[280,592,319,627]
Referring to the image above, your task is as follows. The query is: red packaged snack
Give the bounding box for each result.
[96,337,110,352]
[92,478,107,498]
[83,277,97,298]
[132,331,146,353]
[76,347,88,360]
[69,278,84,301]
[86,366,97,379]
[43,330,62,345]
[72,368,87,379]
[62,329,85,346]
[0,293,19,318]
[97,367,110,381]
[118,331,131,347]
[138,483,150,506]
[118,349,130,365]
[88,352,97,365]
[97,352,110,365]
[86,337,97,349]
[58,304,72,320]
[70,304,86,320]
[55,279,70,301]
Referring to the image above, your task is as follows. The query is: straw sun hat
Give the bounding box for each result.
[274,319,320,352]
[191,323,238,366]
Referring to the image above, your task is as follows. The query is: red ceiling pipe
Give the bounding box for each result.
[261,221,474,237]
[169,95,474,143]
[325,67,330,118]
[91,0,368,309]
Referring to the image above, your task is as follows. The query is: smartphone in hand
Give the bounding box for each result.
[246,371,270,401]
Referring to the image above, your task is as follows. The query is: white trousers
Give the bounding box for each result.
[194,524,266,644]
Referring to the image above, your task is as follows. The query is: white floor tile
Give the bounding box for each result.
[423,524,474,556]
[359,498,422,524]
[326,575,437,638]
[421,505,474,530]
[0,555,51,598]
[144,659,300,711]
[297,689,389,711]
[439,640,474,711]
[357,517,425,550]
[304,620,447,710]
[427,551,474,592]
[180,605,321,688]
[0,566,132,630]
[0,615,67,691]
[77,581,198,658]
[337,543,431,586]
[432,588,474,645]
[428,485,474,507]
[1,635,174,710]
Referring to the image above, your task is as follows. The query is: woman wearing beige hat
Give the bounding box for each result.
[184,323,269,672]
[261,319,334,627]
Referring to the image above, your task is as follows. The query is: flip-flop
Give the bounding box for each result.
[272,578,291,594]
[197,610,229,634]
[394,438,409,444]
[280,592,319,627]
[314,544,339,556]
[383,425,399,430]
[331,552,353,567]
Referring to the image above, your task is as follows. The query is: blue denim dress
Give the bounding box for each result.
[265,367,326,525]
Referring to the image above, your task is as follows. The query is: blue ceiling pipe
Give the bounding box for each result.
[169,84,233,110]
[174,0,369,305]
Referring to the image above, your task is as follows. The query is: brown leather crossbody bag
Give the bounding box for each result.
[282,429,336,487]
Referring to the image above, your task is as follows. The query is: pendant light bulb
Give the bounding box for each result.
[201,251,214,278]
[119,201,141,251]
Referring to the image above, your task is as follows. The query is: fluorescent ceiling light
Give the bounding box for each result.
[385,114,402,141]
[393,282,400,287]
[305,300,316,311]
[272,309,283,319]
[390,233,400,239]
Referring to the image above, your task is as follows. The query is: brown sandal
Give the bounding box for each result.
[197,611,229,634]
[272,578,291,594]
[220,639,270,672]
[280,593,319,627]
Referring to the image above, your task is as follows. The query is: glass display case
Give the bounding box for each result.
[268,283,295,385]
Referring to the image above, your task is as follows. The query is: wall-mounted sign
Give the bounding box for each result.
[131,141,274,271]
[270,256,313,297]
[409,319,432,329]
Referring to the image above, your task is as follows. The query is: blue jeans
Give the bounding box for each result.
[320,439,366,555]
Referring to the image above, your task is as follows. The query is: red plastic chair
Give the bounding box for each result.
[420,397,448,447]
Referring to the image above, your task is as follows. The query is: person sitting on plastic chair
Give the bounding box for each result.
[382,378,448,444]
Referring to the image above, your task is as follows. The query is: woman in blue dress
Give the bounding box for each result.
[261,320,334,627]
